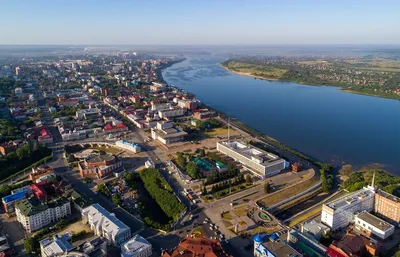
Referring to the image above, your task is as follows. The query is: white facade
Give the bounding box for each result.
[121,235,152,257]
[82,204,131,246]
[40,232,73,257]
[355,211,394,240]
[115,140,141,153]
[158,108,185,119]
[60,130,87,141]
[217,140,286,178]
[321,187,375,231]
[16,198,71,233]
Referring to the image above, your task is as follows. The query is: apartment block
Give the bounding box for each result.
[82,204,131,246]
[15,197,71,233]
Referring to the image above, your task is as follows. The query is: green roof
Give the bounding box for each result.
[15,197,69,217]
[216,161,227,168]
[193,158,214,171]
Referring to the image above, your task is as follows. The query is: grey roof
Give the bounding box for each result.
[356,212,394,231]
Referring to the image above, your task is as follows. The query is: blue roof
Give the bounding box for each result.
[269,233,279,241]
[254,234,267,243]
[2,190,29,204]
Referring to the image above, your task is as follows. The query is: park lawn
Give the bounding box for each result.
[192,226,205,234]
[234,205,248,217]
[205,127,231,136]
[222,212,234,220]
[258,178,319,208]
[213,183,257,200]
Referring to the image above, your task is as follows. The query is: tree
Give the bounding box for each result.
[32,141,39,152]
[263,181,270,194]
[176,152,186,168]
[199,149,206,157]
[112,194,122,206]
[24,237,39,254]
[0,184,11,197]
[245,174,252,184]
[97,184,110,197]
[186,161,201,179]
[201,182,208,195]
[16,143,31,160]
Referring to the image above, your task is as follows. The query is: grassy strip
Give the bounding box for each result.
[257,178,319,208]
[0,155,52,184]
[288,206,322,227]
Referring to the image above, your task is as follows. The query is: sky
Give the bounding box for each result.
[0,0,399,45]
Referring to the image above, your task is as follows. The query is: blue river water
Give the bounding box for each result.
[162,55,400,174]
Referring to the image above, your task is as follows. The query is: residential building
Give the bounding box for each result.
[82,204,131,246]
[253,233,302,257]
[374,189,400,223]
[326,233,378,257]
[121,235,152,257]
[0,140,21,155]
[30,164,55,182]
[59,128,86,141]
[217,140,287,178]
[78,154,122,178]
[76,108,101,120]
[192,109,216,120]
[103,123,128,134]
[145,159,155,169]
[2,189,30,213]
[115,140,141,153]
[354,211,394,240]
[162,235,231,257]
[75,236,107,257]
[321,187,375,231]
[158,108,185,119]
[301,219,331,241]
[15,197,71,233]
[287,229,327,257]
[40,231,73,257]
[37,127,54,144]
[0,236,12,257]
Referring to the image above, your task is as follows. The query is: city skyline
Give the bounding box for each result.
[1,0,399,45]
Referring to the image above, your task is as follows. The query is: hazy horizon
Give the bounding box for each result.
[1,0,399,45]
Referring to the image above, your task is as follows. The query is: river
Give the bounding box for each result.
[162,55,400,175]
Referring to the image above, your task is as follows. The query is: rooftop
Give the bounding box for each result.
[85,154,115,164]
[153,128,187,139]
[121,235,151,257]
[254,233,301,257]
[2,189,28,204]
[15,197,69,216]
[325,187,375,211]
[356,211,394,231]
[82,204,130,238]
[218,140,283,166]
[376,189,400,203]
[40,232,73,256]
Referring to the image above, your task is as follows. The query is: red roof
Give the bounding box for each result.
[326,246,347,257]
[103,123,127,131]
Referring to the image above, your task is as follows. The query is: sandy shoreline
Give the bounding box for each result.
[221,65,279,81]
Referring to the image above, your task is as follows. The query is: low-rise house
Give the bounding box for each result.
[15,197,71,233]
[326,233,379,257]
[40,231,73,257]
[354,211,394,241]
[301,219,331,241]
[0,235,12,257]
[30,164,55,182]
[78,154,122,178]
[121,235,152,257]
[193,109,216,120]
[103,123,128,134]
[82,204,131,246]
[115,140,141,153]
[2,189,30,213]
[0,140,22,155]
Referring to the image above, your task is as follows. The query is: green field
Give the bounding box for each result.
[221,60,288,80]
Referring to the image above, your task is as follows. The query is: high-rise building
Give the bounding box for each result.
[321,187,375,231]
[374,189,400,223]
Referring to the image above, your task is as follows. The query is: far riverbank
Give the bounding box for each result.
[220,62,400,101]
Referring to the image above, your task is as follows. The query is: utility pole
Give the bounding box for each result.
[228,117,230,140]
